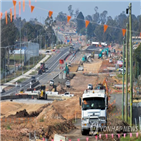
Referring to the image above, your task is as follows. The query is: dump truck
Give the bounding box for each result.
[79,89,108,135]
[37,85,47,99]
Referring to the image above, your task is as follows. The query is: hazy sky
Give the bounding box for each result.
[1,0,141,24]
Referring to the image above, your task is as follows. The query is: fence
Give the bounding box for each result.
[24,42,39,64]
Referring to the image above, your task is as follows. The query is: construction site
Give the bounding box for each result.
[2,42,140,141]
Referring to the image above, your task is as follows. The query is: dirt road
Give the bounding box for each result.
[62,119,97,141]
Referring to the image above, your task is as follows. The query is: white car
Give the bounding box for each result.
[109,59,113,63]
[78,66,84,71]
[87,84,93,90]
[50,80,54,86]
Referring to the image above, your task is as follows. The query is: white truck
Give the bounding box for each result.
[79,89,108,135]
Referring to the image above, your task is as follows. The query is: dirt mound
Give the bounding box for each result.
[16,109,29,117]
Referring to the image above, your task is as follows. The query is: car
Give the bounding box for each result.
[50,80,54,86]
[78,66,84,71]
[65,80,70,87]
[31,76,36,83]
[87,84,93,90]
[109,59,113,63]
[68,62,71,67]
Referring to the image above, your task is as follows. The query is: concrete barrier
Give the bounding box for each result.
[54,134,66,141]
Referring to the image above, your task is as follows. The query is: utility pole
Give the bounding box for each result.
[129,3,133,126]
[125,23,129,122]
[20,17,23,75]
[122,38,125,120]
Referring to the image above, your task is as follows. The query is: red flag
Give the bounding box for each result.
[5,11,7,24]
[0,12,3,20]
[19,1,21,15]
[31,6,35,13]
[85,20,90,28]
[49,11,53,18]
[23,0,25,12]
[122,29,126,36]
[104,24,108,32]
[67,16,71,23]
[10,9,12,22]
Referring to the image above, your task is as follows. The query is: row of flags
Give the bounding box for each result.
[0,0,141,37]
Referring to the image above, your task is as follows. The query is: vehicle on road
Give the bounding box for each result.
[78,66,84,71]
[68,62,71,67]
[31,76,36,83]
[61,92,74,97]
[65,80,70,87]
[37,85,47,99]
[0,86,5,93]
[79,89,108,135]
[87,84,93,90]
[50,80,54,86]
[109,58,113,63]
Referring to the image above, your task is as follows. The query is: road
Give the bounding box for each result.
[1,43,80,97]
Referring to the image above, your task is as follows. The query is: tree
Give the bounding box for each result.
[76,12,85,34]
[45,15,57,47]
[85,15,92,21]
[56,12,67,22]
[68,5,74,17]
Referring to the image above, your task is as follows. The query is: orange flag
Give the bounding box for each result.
[13,0,16,19]
[122,29,126,36]
[104,24,108,32]
[49,11,53,18]
[29,0,31,7]
[10,9,12,22]
[140,32,141,37]
[5,11,7,24]
[67,15,71,23]
[13,0,16,6]
[31,6,35,13]
[0,12,3,20]
[19,1,21,15]
[23,0,25,12]
[85,20,90,28]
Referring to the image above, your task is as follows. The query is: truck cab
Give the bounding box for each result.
[80,89,108,135]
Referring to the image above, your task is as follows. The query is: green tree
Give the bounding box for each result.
[76,12,85,34]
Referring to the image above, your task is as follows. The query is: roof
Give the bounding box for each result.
[83,90,106,99]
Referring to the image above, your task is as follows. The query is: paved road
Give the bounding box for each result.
[1,43,80,97]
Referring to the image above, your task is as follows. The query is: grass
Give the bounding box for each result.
[29,71,37,75]
[16,78,27,83]
[6,124,12,130]
[40,117,44,122]
[120,135,141,141]
[10,54,24,61]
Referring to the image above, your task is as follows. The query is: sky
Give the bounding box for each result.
[1,0,141,24]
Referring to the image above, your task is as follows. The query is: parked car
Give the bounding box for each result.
[87,84,93,90]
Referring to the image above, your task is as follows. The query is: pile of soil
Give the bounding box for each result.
[15,109,29,117]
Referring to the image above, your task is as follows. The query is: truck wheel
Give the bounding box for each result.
[81,130,89,135]
[44,94,47,100]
